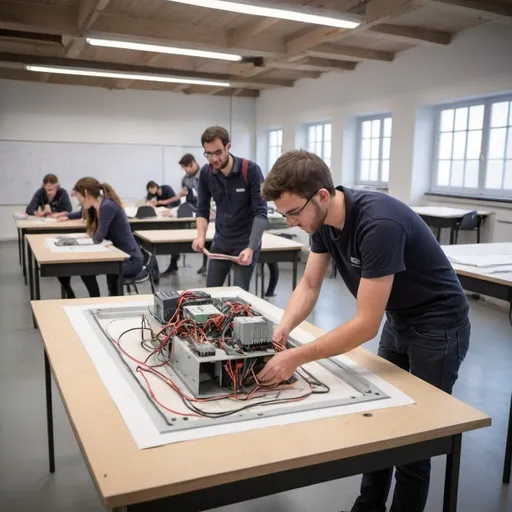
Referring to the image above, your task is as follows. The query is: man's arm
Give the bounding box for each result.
[195,168,211,239]
[247,164,268,251]
[280,251,331,332]
[25,189,43,215]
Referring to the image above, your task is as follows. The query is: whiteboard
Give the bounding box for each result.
[0,140,206,205]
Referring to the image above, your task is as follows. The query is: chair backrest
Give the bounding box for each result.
[459,211,478,231]
[177,202,195,218]
[135,206,157,219]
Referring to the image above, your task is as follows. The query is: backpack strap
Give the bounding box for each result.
[241,158,249,185]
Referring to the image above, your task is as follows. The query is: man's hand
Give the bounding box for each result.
[146,200,156,206]
[256,349,303,387]
[35,208,44,218]
[192,236,205,252]
[43,204,52,216]
[238,248,254,266]
[273,323,290,346]
[56,215,69,223]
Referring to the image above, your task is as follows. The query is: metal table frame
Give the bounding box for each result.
[417,214,485,245]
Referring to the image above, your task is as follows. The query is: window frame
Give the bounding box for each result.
[305,121,332,168]
[355,113,392,186]
[430,94,512,199]
[267,128,283,174]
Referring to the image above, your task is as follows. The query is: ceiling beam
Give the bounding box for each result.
[306,43,395,62]
[369,23,452,45]
[422,0,512,23]
[0,52,294,88]
[266,57,357,73]
[227,18,280,48]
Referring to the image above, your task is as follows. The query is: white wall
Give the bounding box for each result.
[256,23,512,247]
[0,80,256,240]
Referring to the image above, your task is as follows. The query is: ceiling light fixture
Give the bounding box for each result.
[24,65,232,87]
[86,37,244,62]
[166,0,361,29]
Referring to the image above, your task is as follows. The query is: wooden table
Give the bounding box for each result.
[31,292,490,512]
[25,233,129,312]
[442,242,512,484]
[14,215,195,285]
[411,206,492,244]
[134,229,304,297]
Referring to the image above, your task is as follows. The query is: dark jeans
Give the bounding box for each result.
[265,263,279,296]
[57,257,143,298]
[351,318,471,512]
[206,239,259,292]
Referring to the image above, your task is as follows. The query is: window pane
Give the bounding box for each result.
[270,130,277,146]
[361,139,371,160]
[277,130,283,146]
[371,119,381,138]
[324,123,331,142]
[383,117,392,137]
[324,158,331,169]
[269,147,277,168]
[468,105,485,130]
[439,132,453,160]
[485,160,504,189]
[308,125,315,143]
[452,131,467,160]
[507,128,512,159]
[371,138,380,160]
[316,141,322,156]
[315,124,323,141]
[382,137,391,160]
[491,101,510,128]
[307,141,315,153]
[360,160,370,181]
[503,161,512,190]
[437,161,450,186]
[464,160,479,188]
[370,160,379,181]
[361,120,371,139]
[323,140,331,160]
[382,160,389,182]
[488,128,507,159]
[451,161,464,187]
[466,130,482,159]
[440,109,454,132]
[454,107,468,131]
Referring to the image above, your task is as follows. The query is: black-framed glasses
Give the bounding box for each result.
[278,190,318,219]
[203,148,225,159]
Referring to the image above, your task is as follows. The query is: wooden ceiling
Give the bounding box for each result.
[0,0,510,97]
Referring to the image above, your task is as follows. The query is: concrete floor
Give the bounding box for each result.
[0,240,511,512]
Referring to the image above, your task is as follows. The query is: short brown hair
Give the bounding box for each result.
[179,153,196,166]
[43,174,58,185]
[262,150,335,201]
[201,126,230,147]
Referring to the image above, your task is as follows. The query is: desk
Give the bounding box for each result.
[411,206,492,244]
[15,216,195,285]
[25,233,129,311]
[442,242,512,484]
[31,292,490,512]
[134,229,303,297]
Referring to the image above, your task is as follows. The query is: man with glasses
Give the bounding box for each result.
[256,149,470,512]
[192,126,268,291]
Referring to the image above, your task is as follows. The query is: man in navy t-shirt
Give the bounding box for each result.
[257,150,470,512]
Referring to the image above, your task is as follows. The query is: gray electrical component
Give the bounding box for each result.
[183,304,222,324]
[233,316,273,347]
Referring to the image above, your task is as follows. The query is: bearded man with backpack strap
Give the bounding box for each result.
[193,126,268,291]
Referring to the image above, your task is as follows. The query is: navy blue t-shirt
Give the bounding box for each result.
[311,186,469,329]
[146,184,180,208]
[92,198,143,262]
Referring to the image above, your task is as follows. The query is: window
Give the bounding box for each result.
[306,122,331,168]
[357,114,392,185]
[432,96,512,197]
[268,129,283,172]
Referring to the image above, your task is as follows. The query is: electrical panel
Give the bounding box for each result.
[233,316,273,348]
[153,291,181,324]
[183,304,222,324]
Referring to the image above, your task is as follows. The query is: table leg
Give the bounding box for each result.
[118,262,124,296]
[292,253,298,290]
[22,230,27,285]
[44,350,55,473]
[35,262,41,301]
[503,394,512,484]
[28,245,36,328]
[260,263,265,299]
[17,228,22,266]
[449,228,456,245]
[443,434,461,512]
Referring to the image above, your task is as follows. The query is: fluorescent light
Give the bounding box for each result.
[86,37,243,62]
[166,0,360,29]
[24,65,231,87]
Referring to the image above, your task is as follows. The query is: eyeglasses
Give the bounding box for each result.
[203,148,225,159]
[278,191,318,219]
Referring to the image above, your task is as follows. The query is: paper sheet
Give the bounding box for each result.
[64,291,415,450]
[45,238,110,253]
[447,254,512,267]
[203,248,240,262]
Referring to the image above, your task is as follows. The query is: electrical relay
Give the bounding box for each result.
[233,316,273,348]
[183,304,222,324]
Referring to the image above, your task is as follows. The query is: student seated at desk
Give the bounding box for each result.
[26,174,72,217]
[146,180,182,275]
[57,178,144,298]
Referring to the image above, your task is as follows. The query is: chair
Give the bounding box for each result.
[135,206,157,219]
[453,211,479,244]
[124,246,157,294]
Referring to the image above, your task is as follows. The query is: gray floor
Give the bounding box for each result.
[0,240,511,512]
